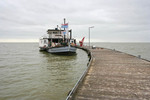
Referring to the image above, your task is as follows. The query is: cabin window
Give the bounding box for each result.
[44,40,47,44]
[53,32,57,34]
[48,32,52,34]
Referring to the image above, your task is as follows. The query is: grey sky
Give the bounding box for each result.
[0,0,150,42]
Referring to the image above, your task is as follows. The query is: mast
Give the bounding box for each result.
[64,18,66,42]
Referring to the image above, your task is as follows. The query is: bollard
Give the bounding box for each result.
[138,55,141,59]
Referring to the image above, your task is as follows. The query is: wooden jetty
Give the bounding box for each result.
[67,47,150,100]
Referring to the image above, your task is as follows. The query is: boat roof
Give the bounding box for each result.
[47,28,72,32]
[47,28,64,32]
[40,37,76,40]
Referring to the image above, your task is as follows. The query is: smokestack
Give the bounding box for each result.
[70,29,72,39]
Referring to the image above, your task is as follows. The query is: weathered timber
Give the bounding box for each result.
[71,47,150,100]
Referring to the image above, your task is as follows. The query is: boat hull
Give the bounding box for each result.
[39,47,47,51]
[47,46,77,54]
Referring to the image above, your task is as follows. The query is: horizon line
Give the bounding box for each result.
[0,41,150,43]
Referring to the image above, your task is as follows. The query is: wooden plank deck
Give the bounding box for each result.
[71,48,150,100]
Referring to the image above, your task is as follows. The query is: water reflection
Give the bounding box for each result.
[37,49,87,100]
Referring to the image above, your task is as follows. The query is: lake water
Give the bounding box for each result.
[0,42,150,100]
[0,43,89,100]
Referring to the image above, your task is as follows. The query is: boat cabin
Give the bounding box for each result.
[47,28,64,39]
[39,28,76,49]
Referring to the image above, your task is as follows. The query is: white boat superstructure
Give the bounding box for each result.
[39,19,77,54]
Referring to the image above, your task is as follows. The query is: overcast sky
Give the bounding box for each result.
[0,0,150,42]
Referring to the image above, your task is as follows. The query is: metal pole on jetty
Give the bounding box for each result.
[89,26,94,49]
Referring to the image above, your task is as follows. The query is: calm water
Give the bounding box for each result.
[0,43,150,100]
[0,43,89,100]
[91,42,150,61]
